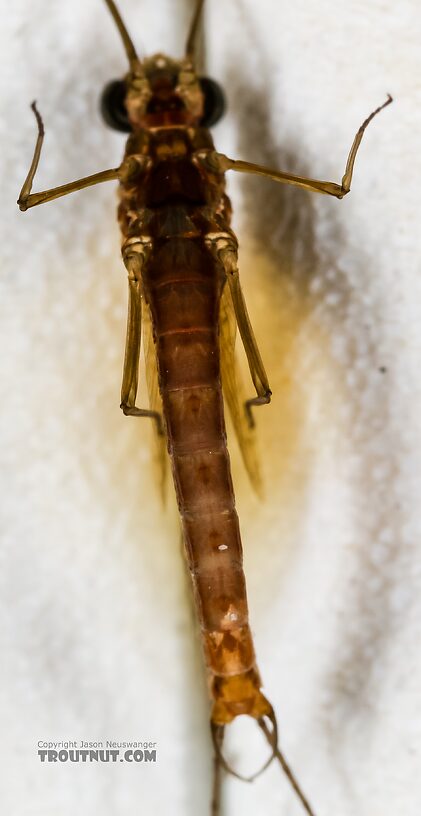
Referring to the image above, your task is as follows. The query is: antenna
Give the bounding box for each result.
[185,0,205,60]
[104,0,139,68]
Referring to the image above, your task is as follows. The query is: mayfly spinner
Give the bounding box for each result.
[18,1,392,813]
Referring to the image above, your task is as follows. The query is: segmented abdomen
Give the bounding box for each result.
[117,120,270,721]
[143,236,265,722]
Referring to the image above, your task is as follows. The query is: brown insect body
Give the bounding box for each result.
[118,66,270,727]
[18,3,391,809]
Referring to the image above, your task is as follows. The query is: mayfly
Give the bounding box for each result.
[18,1,391,813]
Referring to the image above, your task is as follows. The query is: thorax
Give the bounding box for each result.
[118,126,232,241]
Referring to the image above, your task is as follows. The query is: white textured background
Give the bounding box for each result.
[1,1,420,814]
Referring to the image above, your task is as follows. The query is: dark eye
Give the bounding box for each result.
[100,80,131,132]
[199,77,225,128]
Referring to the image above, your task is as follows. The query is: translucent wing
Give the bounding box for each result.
[142,296,168,501]
[219,282,262,495]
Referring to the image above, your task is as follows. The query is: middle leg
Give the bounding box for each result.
[120,237,164,435]
[206,233,271,428]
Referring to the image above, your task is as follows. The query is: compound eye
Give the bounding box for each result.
[199,77,225,128]
[100,80,131,132]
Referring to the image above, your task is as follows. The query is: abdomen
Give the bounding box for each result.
[143,236,270,724]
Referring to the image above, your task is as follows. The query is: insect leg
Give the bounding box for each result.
[228,269,272,428]
[205,233,271,428]
[120,239,164,435]
[18,102,124,211]
[200,94,392,199]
